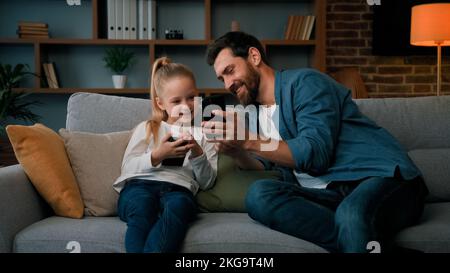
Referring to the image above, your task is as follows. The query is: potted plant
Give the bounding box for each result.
[0,63,41,166]
[103,47,135,89]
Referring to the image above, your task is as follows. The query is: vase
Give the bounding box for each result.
[112,75,127,89]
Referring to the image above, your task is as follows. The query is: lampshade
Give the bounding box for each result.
[411,3,450,46]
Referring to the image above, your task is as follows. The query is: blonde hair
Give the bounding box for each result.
[146,57,196,144]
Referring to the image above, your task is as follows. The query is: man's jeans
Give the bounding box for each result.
[245,176,427,253]
[117,179,197,253]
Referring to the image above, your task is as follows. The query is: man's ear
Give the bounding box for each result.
[156,97,166,110]
[247,47,262,66]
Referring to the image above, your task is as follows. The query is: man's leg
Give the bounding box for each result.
[335,176,427,253]
[245,179,344,252]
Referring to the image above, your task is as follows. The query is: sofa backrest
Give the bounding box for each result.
[66,92,151,133]
[354,96,450,151]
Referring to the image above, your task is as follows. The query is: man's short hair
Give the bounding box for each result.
[206,31,269,66]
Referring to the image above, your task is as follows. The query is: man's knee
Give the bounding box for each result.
[245,179,280,222]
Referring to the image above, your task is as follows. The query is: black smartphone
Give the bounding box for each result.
[161,136,187,166]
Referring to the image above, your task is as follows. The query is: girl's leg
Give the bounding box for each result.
[117,180,160,253]
[144,186,197,253]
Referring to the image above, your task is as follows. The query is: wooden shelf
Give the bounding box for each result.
[1,38,316,47]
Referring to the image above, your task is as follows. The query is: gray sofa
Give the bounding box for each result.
[1,92,450,253]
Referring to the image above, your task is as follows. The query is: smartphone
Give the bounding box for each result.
[161,136,187,166]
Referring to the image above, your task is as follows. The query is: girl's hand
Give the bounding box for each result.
[180,132,204,159]
[151,133,195,166]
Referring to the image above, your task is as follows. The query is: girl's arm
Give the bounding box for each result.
[121,122,160,174]
[189,128,218,190]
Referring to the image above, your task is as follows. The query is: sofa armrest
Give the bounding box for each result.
[0,164,51,253]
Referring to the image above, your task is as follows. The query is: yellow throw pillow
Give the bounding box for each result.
[6,124,84,219]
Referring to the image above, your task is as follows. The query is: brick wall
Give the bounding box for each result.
[326,0,450,97]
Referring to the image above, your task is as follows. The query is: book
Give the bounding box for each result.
[42,63,52,88]
[305,16,316,40]
[148,0,156,39]
[129,0,137,39]
[18,21,48,28]
[284,15,294,40]
[107,0,116,39]
[47,63,59,89]
[138,0,148,39]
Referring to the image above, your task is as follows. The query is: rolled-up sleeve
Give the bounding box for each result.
[285,75,341,174]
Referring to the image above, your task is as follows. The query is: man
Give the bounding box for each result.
[203,31,428,253]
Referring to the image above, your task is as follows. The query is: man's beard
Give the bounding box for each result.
[236,64,260,106]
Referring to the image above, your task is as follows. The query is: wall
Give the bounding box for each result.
[326,0,450,97]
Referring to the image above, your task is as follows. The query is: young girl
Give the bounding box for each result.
[113,57,217,253]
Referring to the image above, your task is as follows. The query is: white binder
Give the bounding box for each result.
[115,0,123,39]
[148,0,156,39]
[138,0,148,39]
[129,0,137,40]
[123,0,130,39]
[107,0,116,39]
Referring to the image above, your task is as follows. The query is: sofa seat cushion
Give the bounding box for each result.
[14,213,327,253]
[395,202,450,253]
[14,216,126,253]
[181,213,327,253]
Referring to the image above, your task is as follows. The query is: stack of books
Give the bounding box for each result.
[284,15,315,40]
[17,21,49,39]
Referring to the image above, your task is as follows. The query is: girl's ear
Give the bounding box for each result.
[156,97,166,110]
[248,47,262,66]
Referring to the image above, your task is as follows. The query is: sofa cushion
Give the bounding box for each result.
[354,96,450,151]
[395,202,450,253]
[14,213,327,253]
[14,216,126,253]
[66,92,150,133]
[6,124,84,219]
[59,129,132,216]
[181,213,327,253]
[408,149,450,202]
[196,154,282,212]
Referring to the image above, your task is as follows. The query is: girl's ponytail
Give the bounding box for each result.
[147,57,172,144]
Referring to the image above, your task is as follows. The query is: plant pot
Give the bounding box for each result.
[112,75,127,89]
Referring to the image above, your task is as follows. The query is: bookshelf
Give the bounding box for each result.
[0,0,326,95]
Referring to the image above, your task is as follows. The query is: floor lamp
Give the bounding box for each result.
[411,3,450,96]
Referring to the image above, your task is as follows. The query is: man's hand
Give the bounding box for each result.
[202,110,264,170]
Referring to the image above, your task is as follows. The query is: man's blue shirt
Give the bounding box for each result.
[268,68,421,183]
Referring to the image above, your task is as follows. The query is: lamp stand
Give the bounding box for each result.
[437,43,442,96]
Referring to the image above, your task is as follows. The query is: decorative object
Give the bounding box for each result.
[103,47,135,89]
[59,129,131,216]
[164,29,183,39]
[411,3,450,96]
[6,123,84,218]
[231,20,240,32]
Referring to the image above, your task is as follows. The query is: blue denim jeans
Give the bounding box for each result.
[117,179,197,253]
[245,176,427,253]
